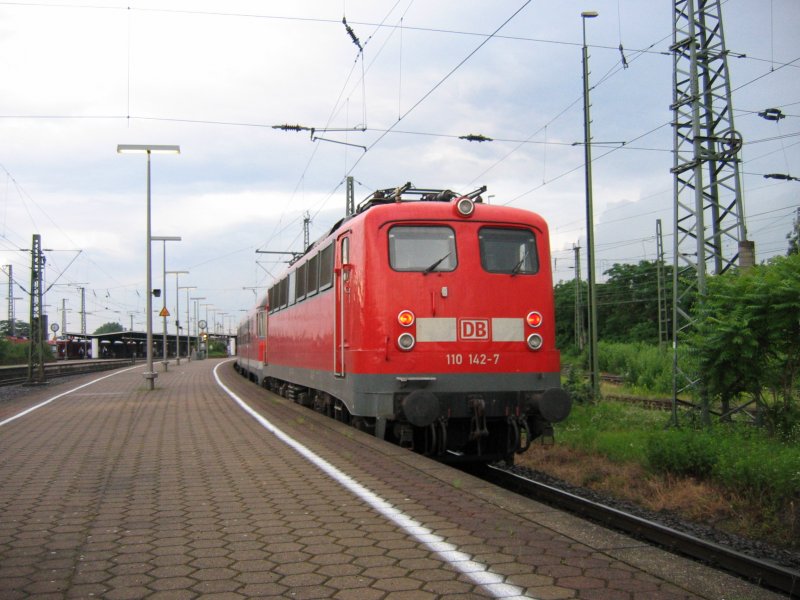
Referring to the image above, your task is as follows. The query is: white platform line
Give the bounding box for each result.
[213,362,535,600]
[0,365,141,428]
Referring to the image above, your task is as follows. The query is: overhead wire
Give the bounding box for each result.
[262,0,532,257]
[2,1,797,306]
[258,1,410,254]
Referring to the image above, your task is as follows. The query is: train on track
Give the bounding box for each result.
[236,183,571,463]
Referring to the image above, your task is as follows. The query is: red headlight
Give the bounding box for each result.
[398,310,415,327]
[526,311,543,328]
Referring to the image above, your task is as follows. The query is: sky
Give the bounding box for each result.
[0,0,797,336]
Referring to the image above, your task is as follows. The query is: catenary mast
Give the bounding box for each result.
[670,0,753,424]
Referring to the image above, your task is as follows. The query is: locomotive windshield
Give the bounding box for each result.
[479,227,539,274]
[389,226,457,272]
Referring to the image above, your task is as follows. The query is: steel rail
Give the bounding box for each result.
[0,360,133,386]
[485,464,799,598]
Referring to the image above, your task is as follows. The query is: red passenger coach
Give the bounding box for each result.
[237,184,571,463]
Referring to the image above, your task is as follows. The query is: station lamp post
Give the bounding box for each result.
[190,296,206,358]
[152,236,182,370]
[117,144,180,390]
[180,286,197,361]
[167,270,189,364]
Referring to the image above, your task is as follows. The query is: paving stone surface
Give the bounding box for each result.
[0,359,781,599]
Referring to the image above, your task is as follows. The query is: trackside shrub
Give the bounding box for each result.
[557,402,665,463]
[0,338,33,365]
[712,436,800,505]
[646,427,800,506]
[597,342,673,395]
[645,430,718,477]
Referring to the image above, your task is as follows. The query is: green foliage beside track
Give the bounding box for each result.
[554,402,800,517]
[690,253,800,435]
[556,401,665,464]
[646,427,800,506]
[0,337,33,365]
[597,341,673,396]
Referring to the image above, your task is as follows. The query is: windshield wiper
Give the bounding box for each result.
[423,252,451,274]
[510,249,530,276]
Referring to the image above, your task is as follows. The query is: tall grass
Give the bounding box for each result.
[647,426,800,506]
[0,338,37,365]
[597,341,673,395]
[555,402,800,515]
[557,402,666,463]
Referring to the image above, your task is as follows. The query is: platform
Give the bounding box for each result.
[0,358,783,599]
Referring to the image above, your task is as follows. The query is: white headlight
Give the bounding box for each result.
[456,197,475,217]
[526,333,543,351]
[397,332,416,351]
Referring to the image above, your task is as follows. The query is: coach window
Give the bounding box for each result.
[479,227,539,274]
[287,271,297,305]
[278,278,288,308]
[319,244,334,291]
[257,310,266,338]
[296,263,307,301]
[306,253,320,297]
[389,226,457,272]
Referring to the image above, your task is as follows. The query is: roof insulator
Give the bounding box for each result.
[757,108,785,121]
[459,134,493,143]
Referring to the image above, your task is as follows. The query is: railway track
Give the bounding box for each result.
[481,464,799,598]
[0,359,134,386]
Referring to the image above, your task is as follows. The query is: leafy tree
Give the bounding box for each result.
[0,336,30,364]
[93,322,123,335]
[788,207,800,256]
[597,260,668,343]
[0,319,30,337]
[553,279,586,350]
[690,253,800,437]
[555,260,673,351]
[208,339,229,357]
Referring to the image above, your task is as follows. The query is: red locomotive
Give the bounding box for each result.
[236,184,571,463]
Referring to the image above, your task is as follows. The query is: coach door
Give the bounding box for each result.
[334,234,350,377]
[258,309,268,366]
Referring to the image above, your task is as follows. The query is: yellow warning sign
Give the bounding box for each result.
[159,307,170,317]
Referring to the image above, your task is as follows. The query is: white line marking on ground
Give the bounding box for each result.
[213,361,535,600]
[0,365,141,428]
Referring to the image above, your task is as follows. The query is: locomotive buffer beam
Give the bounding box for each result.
[396,376,436,388]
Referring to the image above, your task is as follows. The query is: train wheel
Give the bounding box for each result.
[423,424,437,456]
[506,417,520,456]
[436,419,448,456]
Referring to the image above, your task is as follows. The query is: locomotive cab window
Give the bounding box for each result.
[389,226,457,272]
[479,227,539,275]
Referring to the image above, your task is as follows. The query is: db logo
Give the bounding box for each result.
[459,319,489,340]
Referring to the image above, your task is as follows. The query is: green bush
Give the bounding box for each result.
[563,365,592,405]
[712,433,800,504]
[646,430,718,477]
[557,402,666,463]
[645,426,800,505]
[597,342,673,395]
[556,402,800,509]
[0,338,40,366]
